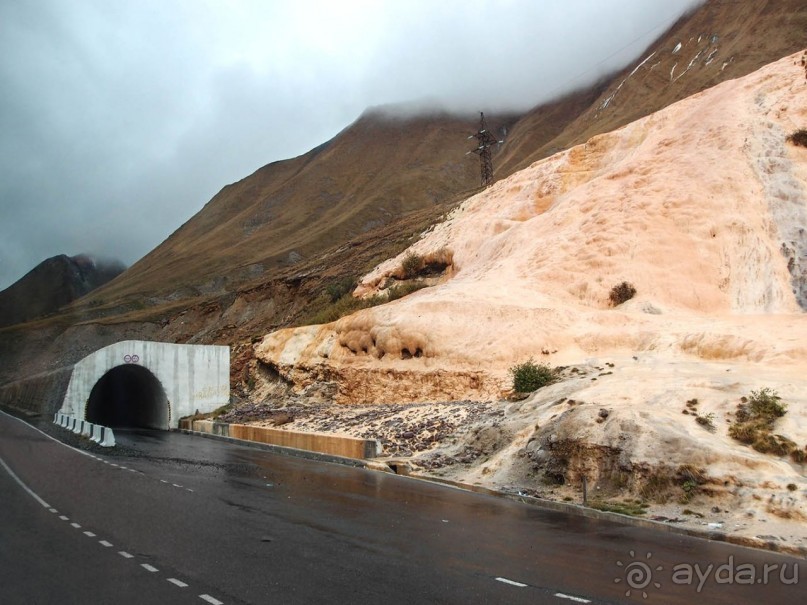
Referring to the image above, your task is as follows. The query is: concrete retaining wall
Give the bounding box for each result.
[183,420,380,460]
[0,366,73,417]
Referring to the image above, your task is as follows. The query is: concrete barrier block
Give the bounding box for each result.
[99,427,115,447]
[81,421,92,437]
[90,424,102,443]
[193,420,217,434]
[212,422,229,437]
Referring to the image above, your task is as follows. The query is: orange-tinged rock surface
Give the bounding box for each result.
[257,51,807,401]
[253,52,807,547]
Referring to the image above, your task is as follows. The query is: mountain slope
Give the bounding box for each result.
[495,0,807,176]
[0,255,125,328]
[91,111,519,305]
[1,0,806,396]
[80,0,807,317]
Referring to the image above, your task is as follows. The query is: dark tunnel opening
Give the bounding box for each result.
[85,365,169,429]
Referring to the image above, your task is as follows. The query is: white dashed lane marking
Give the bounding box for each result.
[554,593,591,603]
[1,416,223,603]
[495,577,528,588]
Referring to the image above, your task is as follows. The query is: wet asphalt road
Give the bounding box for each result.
[1,409,804,604]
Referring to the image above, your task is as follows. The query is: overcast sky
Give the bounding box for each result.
[0,0,702,289]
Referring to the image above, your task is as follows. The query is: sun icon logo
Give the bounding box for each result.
[614,550,663,599]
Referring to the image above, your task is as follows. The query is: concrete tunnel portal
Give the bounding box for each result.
[85,365,169,430]
[58,340,230,431]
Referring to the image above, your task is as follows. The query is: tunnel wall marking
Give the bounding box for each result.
[59,340,230,430]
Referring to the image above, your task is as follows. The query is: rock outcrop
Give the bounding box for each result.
[256,51,807,405]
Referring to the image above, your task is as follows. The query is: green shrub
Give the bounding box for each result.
[608,281,636,306]
[786,129,807,148]
[401,253,423,279]
[748,388,787,420]
[307,293,366,324]
[386,281,427,302]
[791,448,807,464]
[695,412,716,431]
[729,388,795,458]
[509,359,557,392]
[728,419,766,444]
[751,434,795,457]
[325,276,356,303]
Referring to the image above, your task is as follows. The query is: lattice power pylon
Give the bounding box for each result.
[467,112,501,188]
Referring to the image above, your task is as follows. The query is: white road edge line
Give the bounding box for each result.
[118,551,134,559]
[0,409,95,460]
[48,508,58,513]
[495,577,528,588]
[141,563,159,573]
[199,594,223,605]
[0,454,51,508]
[554,593,591,603]
[168,578,189,588]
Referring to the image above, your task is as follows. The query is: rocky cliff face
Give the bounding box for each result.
[257,52,807,404]
[251,53,807,536]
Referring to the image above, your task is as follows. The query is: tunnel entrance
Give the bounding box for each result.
[85,365,169,429]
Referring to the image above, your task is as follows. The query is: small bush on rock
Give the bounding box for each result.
[509,359,557,393]
[401,253,424,279]
[748,387,787,420]
[786,129,807,148]
[609,281,636,306]
[729,388,795,457]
